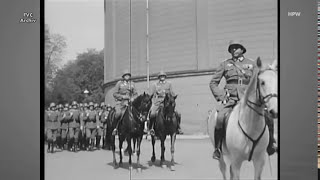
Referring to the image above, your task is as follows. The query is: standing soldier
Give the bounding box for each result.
[95,102,105,150]
[209,40,277,159]
[80,102,89,150]
[147,70,183,135]
[68,101,81,152]
[45,102,59,153]
[101,104,112,149]
[56,104,64,149]
[84,102,99,151]
[62,103,72,150]
[112,70,138,135]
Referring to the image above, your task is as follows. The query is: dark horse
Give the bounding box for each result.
[110,92,152,170]
[150,93,178,171]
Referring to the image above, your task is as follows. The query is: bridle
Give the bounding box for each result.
[246,69,278,116]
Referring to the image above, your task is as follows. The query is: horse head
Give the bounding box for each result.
[164,93,177,119]
[132,92,152,120]
[244,57,278,119]
[257,58,278,118]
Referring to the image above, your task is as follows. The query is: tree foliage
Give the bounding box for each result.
[47,49,105,106]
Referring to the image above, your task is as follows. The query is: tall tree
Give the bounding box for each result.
[49,49,104,106]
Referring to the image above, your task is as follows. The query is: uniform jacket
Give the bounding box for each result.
[68,109,81,128]
[113,80,138,101]
[150,80,175,104]
[45,110,59,130]
[209,57,256,102]
[84,110,98,129]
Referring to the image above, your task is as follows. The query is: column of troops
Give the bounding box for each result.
[45,101,113,153]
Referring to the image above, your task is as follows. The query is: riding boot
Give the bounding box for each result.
[68,138,74,151]
[96,136,101,149]
[47,141,51,153]
[266,116,277,155]
[102,137,106,149]
[51,141,55,153]
[56,136,61,149]
[86,138,90,151]
[212,128,223,160]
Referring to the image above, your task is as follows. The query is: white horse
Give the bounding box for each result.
[207,57,278,180]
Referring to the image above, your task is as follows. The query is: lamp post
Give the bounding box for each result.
[84,89,89,102]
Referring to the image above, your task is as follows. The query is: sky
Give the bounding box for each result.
[45,0,104,65]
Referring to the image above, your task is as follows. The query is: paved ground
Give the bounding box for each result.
[45,137,277,180]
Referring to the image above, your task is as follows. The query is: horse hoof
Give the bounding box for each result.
[137,168,142,173]
[161,164,167,169]
[170,165,175,171]
[151,157,156,163]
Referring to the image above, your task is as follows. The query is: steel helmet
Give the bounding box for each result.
[88,102,94,108]
[50,102,56,108]
[228,40,246,54]
[122,69,131,78]
[100,102,105,107]
[158,70,167,78]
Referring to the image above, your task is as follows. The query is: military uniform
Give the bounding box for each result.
[84,103,98,150]
[210,56,256,129]
[68,102,81,151]
[113,80,138,119]
[61,105,72,149]
[95,104,104,149]
[45,103,59,153]
[210,40,277,159]
[148,71,183,134]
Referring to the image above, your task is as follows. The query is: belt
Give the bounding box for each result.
[226,78,249,85]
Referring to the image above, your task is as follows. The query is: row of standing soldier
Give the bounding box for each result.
[45,101,113,153]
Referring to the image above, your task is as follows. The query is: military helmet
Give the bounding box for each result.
[158,70,167,78]
[88,102,94,108]
[106,104,111,110]
[72,101,78,106]
[79,103,83,107]
[64,103,69,109]
[58,104,64,110]
[228,40,246,54]
[94,103,99,109]
[122,69,131,78]
[50,102,56,108]
[100,102,105,107]
[84,103,88,107]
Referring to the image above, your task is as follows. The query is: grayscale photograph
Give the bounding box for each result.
[44,0,278,179]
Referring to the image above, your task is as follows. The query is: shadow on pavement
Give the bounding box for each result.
[106,161,149,171]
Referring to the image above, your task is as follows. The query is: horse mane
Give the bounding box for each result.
[242,63,260,105]
[132,93,144,110]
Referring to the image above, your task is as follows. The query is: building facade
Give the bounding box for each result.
[103,0,277,134]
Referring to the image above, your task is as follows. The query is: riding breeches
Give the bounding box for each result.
[46,129,58,142]
[114,100,129,120]
[69,128,80,142]
[96,127,103,137]
[216,99,237,129]
[86,128,97,140]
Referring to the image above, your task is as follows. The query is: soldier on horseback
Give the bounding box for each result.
[147,70,183,136]
[112,70,138,135]
[210,40,277,159]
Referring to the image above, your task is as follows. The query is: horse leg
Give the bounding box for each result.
[119,136,124,166]
[219,156,227,180]
[253,153,266,180]
[170,133,176,171]
[112,135,118,168]
[160,137,166,168]
[230,160,243,180]
[133,138,136,154]
[136,136,142,172]
[151,135,156,163]
[127,137,133,169]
